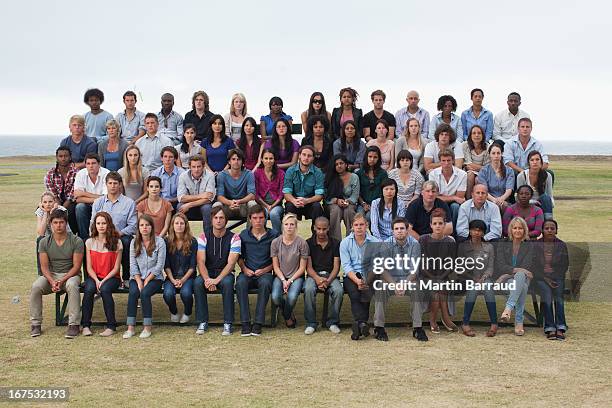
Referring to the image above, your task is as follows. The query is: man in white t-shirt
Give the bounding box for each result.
[427,148,467,228]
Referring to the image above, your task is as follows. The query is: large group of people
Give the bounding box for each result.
[31,87,568,342]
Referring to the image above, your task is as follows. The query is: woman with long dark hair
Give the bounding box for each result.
[236,117,261,171]
[178,124,204,169]
[516,150,554,219]
[355,146,388,221]
[387,149,424,206]
[333,120,366,171]
[254,148,285,233]
[477,142,514,211]
[325,154,360,241]
[201,115,236,173]
[262,118,299,170]
[301,92,332,133]
[81,211,122,337]
[462,124,490,198]
[370,178,406,241]
[301,115,333,172]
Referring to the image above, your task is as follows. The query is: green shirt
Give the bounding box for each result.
[355,168,388,205]
[38,233,84,274]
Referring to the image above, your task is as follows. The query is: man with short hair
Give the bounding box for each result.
[428,149,467,227]
[135,113,174,172]
[503,118,549,173]
[30,209,83,338]
[151,146,185,207]
[157,93,184,145]
[214,149,257,219]
[303,217,343,335]
[374,217,428,341]
[236,205,279,336]
[184,90,215,142]
[340,213,380,340]
[493,92,530,142]
[83,88,114,142]
[362,90,396,141]
[90,171,137,280]
[59,115,98,170]
[283,145,325,225]
[456,184,502,242]
[45,146,78,232]
[194,206,241,336]
[116,90,146,144]
[406,180,453,239]
[73,153,110,239]
[177,155,215,232]
[394,90,430,139]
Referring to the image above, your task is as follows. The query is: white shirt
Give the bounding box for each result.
[428,166,467,196]
[493,108,530,141]
[423,140,464,163]
[73,167,110,195]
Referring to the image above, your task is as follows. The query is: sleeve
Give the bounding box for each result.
[460,111,468,140]
[355,142,366,165]
[484,206,503,241]
[428,117,437,140]
[482,243,495,277]
[206,172,216,201]
[413,171,424,196]
[90,198,101,227]
[493,113,502,141]
[138,112,146,131]
[387,112,396,127]
[501,207,514,237]
[505,167,516,191]
[516,171,527,188]
[176,115,184,140]
[462,142,472,164]
[440,201,452,223]
[98,142,106,167]
[423,141,434,159]
[230,233,241,254]
[339,239,355,274]
[476,165,488,185]
[332,240,341,258]
[216,172,226,197]
[37,236,49,254]
[224,114,231,137]
[332,139,340,156]
[73,171,85,191]
[129,240,139,277]
[136,200,145,213]
[74,236,85,254]
[405,202,417,226]
[484,111,493,141]
[370,200,381,238]
[270,238,279,258]
[247,171,256,195]
[531,207,544,238]
[152,238,166,279]
[44,169,53,193]
[86,139,98,155]
[538,141,549,164]
[197,233,207,251]
[456,117,464,142]
[164,240,171,270]
[502,143,514,165]
[494,243,514,276]
[545,173,554,204]
[177,174,187,203]
[122,200,137,236]
[458,171,467,192]
[347,174,360,204]
[454,142,464,160]
[291,140,300,154]
[455,203,469,238]
[299,239,310,258]
[421,111,430,139]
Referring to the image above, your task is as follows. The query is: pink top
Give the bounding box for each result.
[254,167,285,202]
[367,139,394,170]
[340,111,354,127]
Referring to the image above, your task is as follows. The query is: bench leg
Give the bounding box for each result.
[321,291,330,327]
[533,293,543,327]
[56,292,68,326]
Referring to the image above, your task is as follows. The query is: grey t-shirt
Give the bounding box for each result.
[270,236,309,279]
[38,233,84,274]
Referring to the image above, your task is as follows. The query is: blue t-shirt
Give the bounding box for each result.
[59,135,98,163]
[217,169,256,199]
[260,113,293,136]
[103,150,122,171]
[202,137,236,172]
[85,111,114,141]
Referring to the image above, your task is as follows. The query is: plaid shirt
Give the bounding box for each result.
[44,164,77,202]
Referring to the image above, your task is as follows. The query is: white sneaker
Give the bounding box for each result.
[122,330,135,339]
[329,325,341,334]
[304,326,315,335]
[180,314,190,324]
[170,313,180,323]
[196,322,208,335]
[82,327,93,336]
[139,329,152,339]
[222,323,233,336]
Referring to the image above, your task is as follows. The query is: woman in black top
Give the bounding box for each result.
[331,87,363,140]
[300,115,333,172]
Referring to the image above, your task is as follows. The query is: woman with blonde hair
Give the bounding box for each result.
[496,216,537,336]
[224,93,251,142]
[163,213,197,324]
[36,191,70,237]
[118,145,149,203]
[395,118,425,172]
[98,119,128,171]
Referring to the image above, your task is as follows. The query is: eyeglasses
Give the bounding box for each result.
[312,100,323,104]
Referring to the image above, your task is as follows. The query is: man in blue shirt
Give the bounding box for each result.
[151,146,184,208]
[283,145,325,226]
[214,149,257,220]
[83,88,114,143]
[236,205,279,336]
[59,115,98,170]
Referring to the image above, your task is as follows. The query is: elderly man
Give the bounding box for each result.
[456,183,502,242]
[394,90,430,139]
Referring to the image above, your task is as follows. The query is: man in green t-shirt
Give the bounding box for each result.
[30,209,84,338]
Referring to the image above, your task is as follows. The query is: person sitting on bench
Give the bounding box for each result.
[214,148,257,221]
[177,154,216,233]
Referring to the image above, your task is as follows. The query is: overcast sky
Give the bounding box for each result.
[1,0,609,141]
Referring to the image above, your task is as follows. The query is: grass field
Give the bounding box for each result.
[1,156,611,407]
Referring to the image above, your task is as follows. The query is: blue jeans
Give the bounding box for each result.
[75,203,92,240]
[81,277,120,329]
[235,273,274,325]
[265,205,284,235]
[194,274,235,323]
[535,194,554,218]
[126,279,162,326]
[303,277,343,328]
[163,278,194,316]
[536,279,567,332]
[504,271,530,324]
[178,202,212,233]
[462,280,497,325]
[449,202,460,229]
[271,277,304,321]
[119,235,132,280]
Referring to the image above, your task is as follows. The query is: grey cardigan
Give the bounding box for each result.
[98,138,128,169]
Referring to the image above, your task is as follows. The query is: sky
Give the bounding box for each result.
[1,0,610,141]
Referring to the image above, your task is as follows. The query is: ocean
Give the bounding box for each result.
[0,135,611,157]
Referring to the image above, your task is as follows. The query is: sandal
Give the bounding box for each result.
[430,323,440,334]
[514,324,525,336]
[486,325,498,337]
[461,325,476,337]
[546,331,557,340]
[556,330,566,340]
[442,319,458,332]
[500,309,512,323]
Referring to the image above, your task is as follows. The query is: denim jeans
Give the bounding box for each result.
[81,277,120,329]
[126,279,162,326]
[462,280,497,325]
[163,278,194,316]
[536,278,567,332]
[75,203,92,240]
[194,274,235,323]
[303,277,343,328]
[119,235,132,280]
[504,271,530,324]
[235,273,274,325]
[265,205,284,235]
[178,202,212,233]
[449,202,460,229]
[271,277,304,321]
[535,193,554,219]
[343,278,370,323]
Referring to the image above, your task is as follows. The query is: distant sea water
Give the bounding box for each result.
[1,135,612,157]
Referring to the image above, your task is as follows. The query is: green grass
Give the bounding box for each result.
[1,156,611,407]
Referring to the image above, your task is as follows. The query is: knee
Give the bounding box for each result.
[65,277,80,292]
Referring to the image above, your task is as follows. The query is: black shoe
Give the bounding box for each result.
[251,323,262,336]
[413,327,428,342]
[374,326,389,341]
[241,323,252,337]
[351,322,361,340]
[359,321,370,338]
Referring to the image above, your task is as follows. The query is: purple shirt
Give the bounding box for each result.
[254,167,285,202]
[264,139,299,165]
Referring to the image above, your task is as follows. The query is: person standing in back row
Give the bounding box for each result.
[395,90,430,139]
[493,92,530,143]
[362,90,396,142]
[184,91,215,142]
[157,93,184,145]
[83,88,114,142]
[116,91,146,144]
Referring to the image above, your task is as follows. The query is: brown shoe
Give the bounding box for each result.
[65,324,80,339]
[30,325,41,337]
